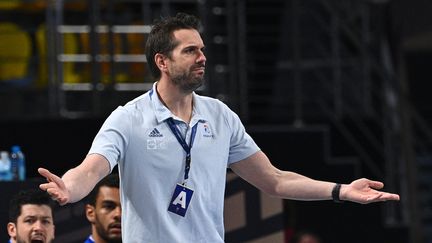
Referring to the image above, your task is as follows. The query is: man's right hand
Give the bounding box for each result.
[38,168,70,205]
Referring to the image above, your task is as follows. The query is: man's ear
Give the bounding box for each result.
[85,204,96,223]
[7,222,17,239]
[155,53,167,71]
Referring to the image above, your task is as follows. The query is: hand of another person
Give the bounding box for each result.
[341,178,400,204]
[38,167,70,205]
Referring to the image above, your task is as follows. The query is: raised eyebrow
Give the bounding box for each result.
[23,216,52,221]
[24,215,37,219]
[23,216,36,221]
[41,217,53,222]
[183,45,205,50]
[36,216,53,220]
[100,200,117,205]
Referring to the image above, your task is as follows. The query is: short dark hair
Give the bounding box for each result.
[86,173,120,206]
[145,12,201,79]
[9,189,54,223]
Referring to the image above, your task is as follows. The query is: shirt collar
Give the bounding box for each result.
[149,82,207,126]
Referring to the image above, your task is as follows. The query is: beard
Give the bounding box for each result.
[170,65,205,93]
[16,236,51,243]
[95,225,122,243]
[16,236,27,243]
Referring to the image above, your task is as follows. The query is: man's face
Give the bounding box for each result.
[86,186,122,243]
[8,204,55,243]
[166,28,206,93]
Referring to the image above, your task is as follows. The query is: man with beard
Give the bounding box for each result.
[38,12,400,242]
[84,173,121,243]
[7,189,55,243]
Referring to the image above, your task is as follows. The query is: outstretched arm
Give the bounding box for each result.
[229,151,400,203]
[38,153,110,205]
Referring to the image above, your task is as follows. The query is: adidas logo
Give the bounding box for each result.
[149,128,163,137]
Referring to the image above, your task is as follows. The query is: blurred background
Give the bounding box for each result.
[0,0,431,242]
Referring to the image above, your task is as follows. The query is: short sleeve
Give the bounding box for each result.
[88,106,131,172]
[225,106,260,164]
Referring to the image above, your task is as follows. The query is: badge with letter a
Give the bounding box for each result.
[168,183,194,217]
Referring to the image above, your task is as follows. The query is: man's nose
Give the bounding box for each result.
[113,206,122,219]
[196,50,206,63]
[32,220,44,231]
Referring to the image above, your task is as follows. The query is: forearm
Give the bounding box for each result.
[61,168,103,202]
[231,151,338,201]
[62,154,110,203]
[231,151,399,204]
[272,171,336,201]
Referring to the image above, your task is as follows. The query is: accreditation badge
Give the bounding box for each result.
[168,183,194,217]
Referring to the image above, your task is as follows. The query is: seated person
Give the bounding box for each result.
[7,189,55,243]
[84,173,121,243]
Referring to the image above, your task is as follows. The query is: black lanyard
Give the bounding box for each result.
[166,118,200,182]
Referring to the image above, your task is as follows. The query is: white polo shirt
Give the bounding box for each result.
[88,82,260,242]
